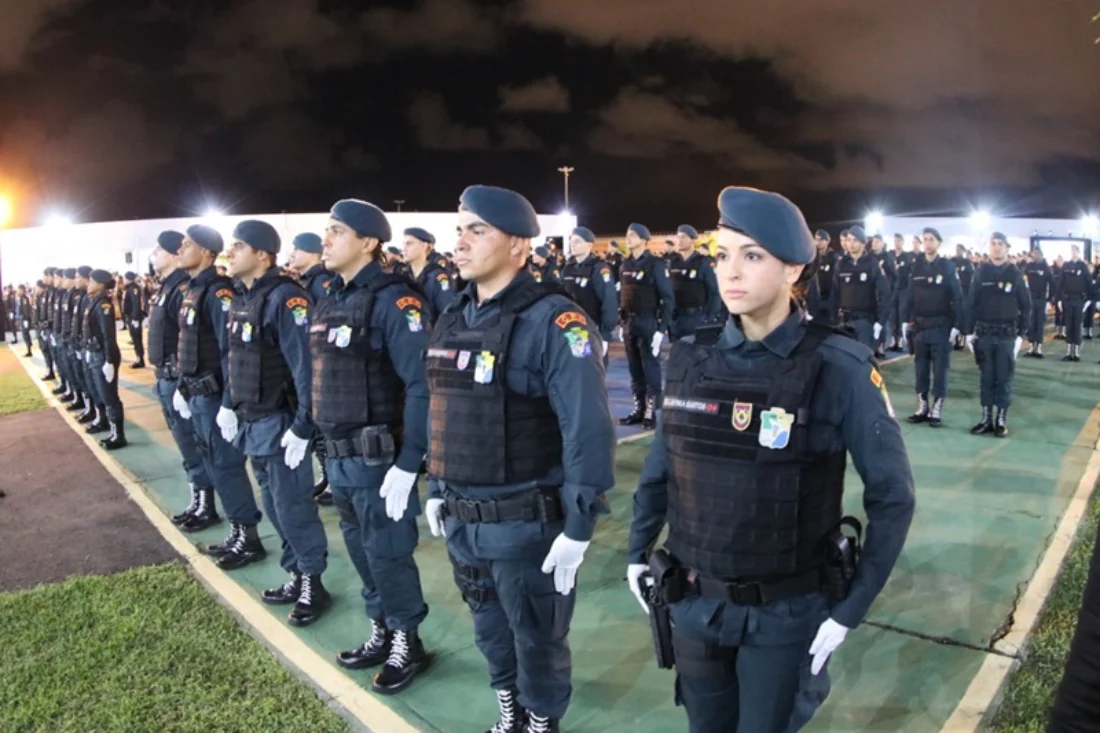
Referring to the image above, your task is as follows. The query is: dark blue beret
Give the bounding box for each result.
[157,230,184,254]
[63,268,76,278]
[124,272,137,281]
[186,224,223,254]
[77,265,92,278]
[571,226,595,243]
[533,245,551,259]
[90,269,114,285]
[922,227,943,242]
[848,226,867,244]
[460,185,540,238]
[839,228,851,237]
[677,225,699,239]
[814,229,831,241]
[44,267,55,276]
[291,232,323,254]
[331,199,392,242]
[35,280,44,288]
[628,222,651,241]
[404,227,435,245]
[386,246,401,256]
[233,219,280,254]
[991,231,1009,243]
[717,187,815,265]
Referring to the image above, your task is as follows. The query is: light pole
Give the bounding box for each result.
[557,166,574,210]
[394,199,405,212]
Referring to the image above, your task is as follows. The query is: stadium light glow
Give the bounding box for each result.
[203,206,225,219]
[43,211,74,228]
[969,210,992,231]
[865,211,884,234]
[0,195,11,228]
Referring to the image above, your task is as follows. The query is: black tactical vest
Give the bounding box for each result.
[426,282,565,485]
[53,290,67,334]
[81,293,107,352]
[1061,261,1090,298]
[835,256,876,312]
[70,290,87,346]
[974,264,1021,324]
[310,274,406,431]
[228,275,299,420]
[620,255,659,316]
[815,251,836,297]
[148,275,189,368]
[670,253,709,311]
[177,275,232,380]
[1024,262,1049,299]
[560,257,602,323]
[910,257,953,318]
[661,323,848,580]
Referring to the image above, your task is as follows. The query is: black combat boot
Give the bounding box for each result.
[928,397,944,427]
[85,406,110,434]
[1073,344,1082,362]
[618,394,645,426]
[1062,344,1074,362]
[523,713,559,733]
[970,406,993,435]
[486,688,526,733]
[172,484,201,525]
[371,628,428,695]
[337,619,391,669]
[42,369,56,381]
[261,572,301,605]
[1035,342,1044,358]
[76,400,97,423]
[180,487,221,533]
[216,523,266,570]
[65,392,86,412]
[641,396,657,430]
[906,393,929,424]
[994,407,1009,438]
[288,573,331,627]
[129,359,145,369]
[51,380,67,395]
[100,420,127,450]
[201,522,241,558]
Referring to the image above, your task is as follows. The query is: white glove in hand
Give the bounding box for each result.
[102,363,115,382]
[379,466,419,521]
[602,339,609,357]
[540,534,590,594]
[1085,301,1093,314]
[949,328,960,342]
[280,429,310,470]
[216,406,239,443]
[809,618,849,675]
[873,322,882,341]
[173,389,192,419]
[425,497,446,538]
[965,334,976,354]
[22,320,29,329]
[1014,336,1023,359]
[627,563,650,614]
[650,331,664,357]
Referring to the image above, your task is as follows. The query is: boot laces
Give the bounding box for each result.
[183,485,200,514]
[194,490,209,515]
[298,574,313,606]
[385,630,411,668]
[366,620,388,652]
[490,689,518,733]
[228,525,248,554]
[930,399,943,419]
[526,713,551,733]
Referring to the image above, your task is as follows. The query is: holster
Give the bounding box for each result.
[821,516,862,602]
[645,550,677,669]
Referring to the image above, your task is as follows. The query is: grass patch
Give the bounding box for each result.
[0,362,46,416]
[990,482,1100,732]
[0,563,350,733]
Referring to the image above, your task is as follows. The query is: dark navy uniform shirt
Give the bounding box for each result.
[621,250,676,330]
[86,292,121,364]
[963,262,1032,335]
[412,262,457,324]
[669,250,723,322]
[562,254,620,340]
[300,263,335,305]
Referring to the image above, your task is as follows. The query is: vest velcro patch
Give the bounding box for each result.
[662,396,720,415]
[554,311,587,329]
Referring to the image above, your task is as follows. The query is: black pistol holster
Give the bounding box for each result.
[822,517,862,602]
[646,550,676,669]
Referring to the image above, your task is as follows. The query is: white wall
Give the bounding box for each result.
[0,210,578,286]
[873,215,1096,256]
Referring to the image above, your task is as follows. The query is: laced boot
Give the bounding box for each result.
[928,397,944,428]
[970,406,993,435]
[171,484,201,525]
[261,571,301,605]
[618,394,645,426]
[216,523,267,570]
[101,420,128,450]
[180,487,221,533]
[337,619,391,670]
[486,688,526,733]
[994,407,1009,438]
[371,628,428,695]
[906,393,929,424]
[288,573,331,627]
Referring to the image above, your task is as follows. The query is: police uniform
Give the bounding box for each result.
[963,249,1030,437]
[404,228,456,325]
[1023,255,1053,357]
[809,235,838,323]
[828,228,889,351]
[67,267,92,418]
[619,223,676,428]
[122,272,146,367]
[530,246,561,284]
[891,247,915,348]
[82,270,127,449]
[1056,255,1092,360]
[13,288,32,356]
[312,200,431,695]
[226,221,330,626]
[871,245,896,353]
[669,225,722,341]
[901,231,965,426]
[628,187,915,733]
[51,271,74,399]
[560,226,619,353]
[952,253,975,348]
[1052,260,1065,338]
[175,224,266,568]
[36,271,57,379]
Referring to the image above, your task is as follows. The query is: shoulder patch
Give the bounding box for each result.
[554,311,588,329]
[285,296,309,310]
[100,302,112,313]
[561,323,592,358]
[870,365,895,418]
[436,272,449,282]
[215,288,234,301]
[396,295,423,311]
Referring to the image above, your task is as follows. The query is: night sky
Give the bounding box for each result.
[2,0,1100,233]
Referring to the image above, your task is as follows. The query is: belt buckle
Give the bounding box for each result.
[730,581,765,606]
[455,499,480,523]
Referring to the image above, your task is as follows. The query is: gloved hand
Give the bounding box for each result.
[102,363,115,382]
[873,322,882,341]
[965,334,976,353]
[602,339,609,357]
[949,327,960,342]
[216,406,239,443]
[650,331,664,357]
[615,325,623,342]
[540,534,591,594]
[627,563,650,614]
[1085,301,1093,314]
[1014,336,1023,359]
[22,320,29,329]
[809,618,849,675]
[173,389,192,419]
[425,497,446,538]
[280,429,310,470]
[805,313,814,322]
[379,465,419,521]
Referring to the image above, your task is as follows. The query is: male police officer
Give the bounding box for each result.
[82,270,127,449]
[668,224,722,340]
[529,245,560,284]
[963,233,1031,437]
[809,230,838,323]
[51,269,74,399]
[13,285,32,357]
[891,234,914,350]
[122,272,146,369]
[627,186,914,733]
[1023,247,1053,358]
[619,222,675,428]
[172,224,266,569]
[403,227,456,323]
[1056,245,1092,362]
[312,200,432,695]
[37,270,57,380]
[421,185,615,733]
[829,226,889,350]
[68,266,96,420]
[902,228,964,426]
[225,220,331,625]
[560,226,619,359]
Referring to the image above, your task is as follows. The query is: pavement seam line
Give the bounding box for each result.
[9,347,422,733]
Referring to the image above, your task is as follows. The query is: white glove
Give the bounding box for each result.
[540,534,590,594]
[280,429,310,470]
[809,618,849,675]
[873,322,882,341]
[74,350,82,361]
[1085,301,1092,314]
[949,328,960,342]
[173,389,192,419]
[965,334,976,353]
[627,563,650,614]
[22,320,29,329]
[602,339,609,357]
[102,363,115,382]
[216,406,239,443]
[1014,336,1022,360]
[425,497,446,538]
[85,350,92,361]
[650,331,664,357]
[379,465,419,521]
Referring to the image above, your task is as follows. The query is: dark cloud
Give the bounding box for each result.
[500,77,571,112]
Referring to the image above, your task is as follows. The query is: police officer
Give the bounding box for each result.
[560,226,619,361]
[808,230,838,322]
[891,234,914,350]
[146,231,219,528]
[403,227,456,323]
[963,233,1031,437]
[829,226,889,350]
[529,245,560,283]
[225,220,331,625]
[668,224,722,341]
[901,228,964,426]
[36,271,57,380]
[311,200,431,695]
[81,270,128,449]
[619,222,676,428]
[421,185,615,733]
[1057,245,1092,362]
[120,272,146,368]
[1023,247,1053,357]
[627,186,915,733]
[171,224,266,569]
[51,269,74,399]
[67,266,93,420]
[953,245,975,350]
[14,284,33,357]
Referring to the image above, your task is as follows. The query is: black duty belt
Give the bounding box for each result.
[322,425,395,463]
[155,363,180,381]
[667,566,825,606]
[974,322,1016,338]
[178,373,220,399]
[443,488,563,524]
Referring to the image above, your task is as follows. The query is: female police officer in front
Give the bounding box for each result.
[625,186,916,733]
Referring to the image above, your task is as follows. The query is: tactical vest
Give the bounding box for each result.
[670,253,709,311]
[37,290,51,326]
[661,323,847,580]
[974,264,1021,324]
[1024,263,1049,299]
[302,267,333,305]
[620,255,659,316]
[228,276,299,420]
[560,258,602,323]
[53,290,67,335]
[1061,262,1089,298]
[426,282,565,485]
[910,258,953,318]
[70,290,87,346]
[81,294,107,352]
[835,257,876,313]
[310,274,406,431]
[147,275,188,368]
[177,276,231,381]
[815,252,835,297]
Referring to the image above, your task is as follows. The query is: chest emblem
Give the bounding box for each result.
[732,401,753,431]
[457,350,471,370]
[474,351,495,384]
[759,407,794,450]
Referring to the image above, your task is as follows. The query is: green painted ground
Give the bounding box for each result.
[16,339,1100,732]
